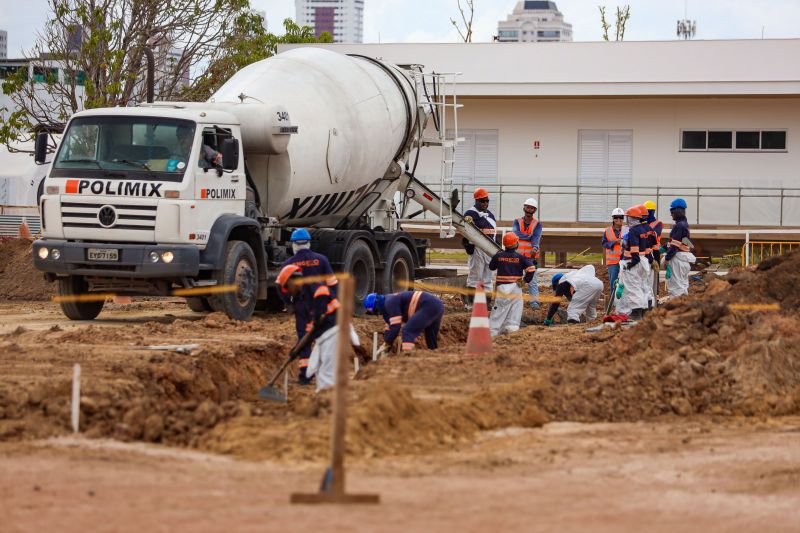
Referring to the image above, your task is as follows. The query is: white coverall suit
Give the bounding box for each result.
[559,265,604,322]
[490,283,523,337]
[667,251,696,297]
[306,324,360,393]
[616,258,651,315]
[466,212,497,295]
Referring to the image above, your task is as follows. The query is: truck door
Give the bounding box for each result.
[194,126,245,237]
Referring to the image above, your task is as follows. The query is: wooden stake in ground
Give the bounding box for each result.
[290,276,379,505]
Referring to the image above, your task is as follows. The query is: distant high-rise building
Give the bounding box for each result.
[295,0,364,43]
[497,1,573,43]
[0,30,8,59]
[65,25,83,53]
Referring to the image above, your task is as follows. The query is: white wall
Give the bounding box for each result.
[413,96,800,225]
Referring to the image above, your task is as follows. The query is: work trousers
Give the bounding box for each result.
[306,324,360,393]
[527,270,539,307]
[567,277,603,322]
[616,259,651,315]
[467,249,494,294]
[489,283,523,337]
[401,299,445,350]
[607,264,620,296]
[667,251,696,297]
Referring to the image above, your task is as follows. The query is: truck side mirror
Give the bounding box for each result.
[221,138,239,171]
[34,131,48,164]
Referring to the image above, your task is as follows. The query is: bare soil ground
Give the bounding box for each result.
[1,240,799,530]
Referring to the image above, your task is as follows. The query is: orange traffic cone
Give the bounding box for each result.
[18,217,32,240]
[464,282,492,356]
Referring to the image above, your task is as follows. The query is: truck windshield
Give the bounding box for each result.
[53,116,196,180]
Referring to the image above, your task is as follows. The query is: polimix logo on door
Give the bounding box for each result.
[200,188,237,199]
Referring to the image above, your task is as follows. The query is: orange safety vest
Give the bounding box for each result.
[604,226,622,265]
[515,217,540,259]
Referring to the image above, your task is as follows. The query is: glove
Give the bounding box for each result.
[543,318,553,326]
[531,259,538,267]
[665,263,672,280]
[615,282,624,299]
[464,215,473,224]
[659,246,668,255]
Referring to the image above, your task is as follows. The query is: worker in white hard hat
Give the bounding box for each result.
[602,207,626,296]
[512,197,543,309]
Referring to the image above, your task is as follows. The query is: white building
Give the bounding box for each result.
[281,40,800,227]
[497,1,572,43]
[0,30,7,59]
[295,0,364,43]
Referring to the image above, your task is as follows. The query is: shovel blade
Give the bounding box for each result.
[259,385,288,403]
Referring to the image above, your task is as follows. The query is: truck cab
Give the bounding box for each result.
[33,106,267,320]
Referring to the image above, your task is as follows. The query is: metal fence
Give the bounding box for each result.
[414,179,800,227]
[0,215,41,237]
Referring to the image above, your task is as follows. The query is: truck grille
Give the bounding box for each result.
[61,201,157,230]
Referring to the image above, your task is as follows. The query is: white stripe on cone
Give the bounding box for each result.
[469,316,490,328]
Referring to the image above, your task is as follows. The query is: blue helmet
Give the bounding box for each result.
[290,228,311,242]
[364,292,378,313]
[670,198,687,210]
[551,273,564,290]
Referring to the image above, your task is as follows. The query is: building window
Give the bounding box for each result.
[681,130,706,150]
[537,30,560,38]
[680,129,787,152]
[498,30,518,38]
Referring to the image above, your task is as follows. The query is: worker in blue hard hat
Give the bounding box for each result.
[662,198,696,298]
[364,290,444,353]
[543,266,603,326]
[280,228,338,385]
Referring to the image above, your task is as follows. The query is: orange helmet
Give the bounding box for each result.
[276,264,302,293]
[626,205,647,218]
[473,187,489,200]
[502,232,519,249]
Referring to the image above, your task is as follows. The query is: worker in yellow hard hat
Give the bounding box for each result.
[644,200,663,308]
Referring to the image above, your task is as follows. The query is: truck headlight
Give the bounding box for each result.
[51,249,61,260]
[161,251,174,263]
[149,251,160,263]
[38,247,49,259]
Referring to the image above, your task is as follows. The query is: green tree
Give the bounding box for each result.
[183,17,332,102]
[0,0,251,151]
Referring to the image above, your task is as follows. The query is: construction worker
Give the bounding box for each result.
[463,188,499,308]
[644,200,663,308]
[663,198,696,297]
[512,198,542,309]
[280,228,338,384]
[601,207,625,295]
[543,265,604,325]
[364,290,445,352]
[275,264,358,390]
[615,205,653,320]
[488,233,536,336]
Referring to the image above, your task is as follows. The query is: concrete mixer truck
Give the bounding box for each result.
[31,47,500,321]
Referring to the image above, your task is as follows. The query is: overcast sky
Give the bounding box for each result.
[2,0,800,57]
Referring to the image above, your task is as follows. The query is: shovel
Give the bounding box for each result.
[258,327,315,403]
[605,279,618,316]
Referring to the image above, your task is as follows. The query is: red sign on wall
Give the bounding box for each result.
[533,140,540,149]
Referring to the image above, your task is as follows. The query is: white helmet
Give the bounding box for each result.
[611,207,625,217]
[524,197,538,209]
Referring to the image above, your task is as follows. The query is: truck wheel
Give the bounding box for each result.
[343,239,375,314]
[57,275,104,320]
[210,240,258,321]
[383,241,415,293]
[186,297,213,313]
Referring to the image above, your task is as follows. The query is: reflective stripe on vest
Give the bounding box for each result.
[516,217,540,258]
[649,220,663,246]
[604,226,622,265]
[407,291,423,318]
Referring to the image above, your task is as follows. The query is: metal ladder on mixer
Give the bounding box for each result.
[414,71,463,238]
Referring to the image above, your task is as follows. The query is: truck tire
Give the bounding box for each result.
[209,240,258,321]
[383,241,414,293]
[57,275,104,320]
[186,297,213,313]
[343,239,375,314]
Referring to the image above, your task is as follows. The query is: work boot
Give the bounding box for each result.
[630,308,644,321]
[297,367,313,386]
[530,302,540,310]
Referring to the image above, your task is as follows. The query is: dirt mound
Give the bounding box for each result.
[0,239,53,300]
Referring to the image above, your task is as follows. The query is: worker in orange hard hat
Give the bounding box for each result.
[487,232,536,336]
[462,187,499,310]
[615,204,653,320]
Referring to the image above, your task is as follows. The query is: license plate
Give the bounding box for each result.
[87,248,119,261]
